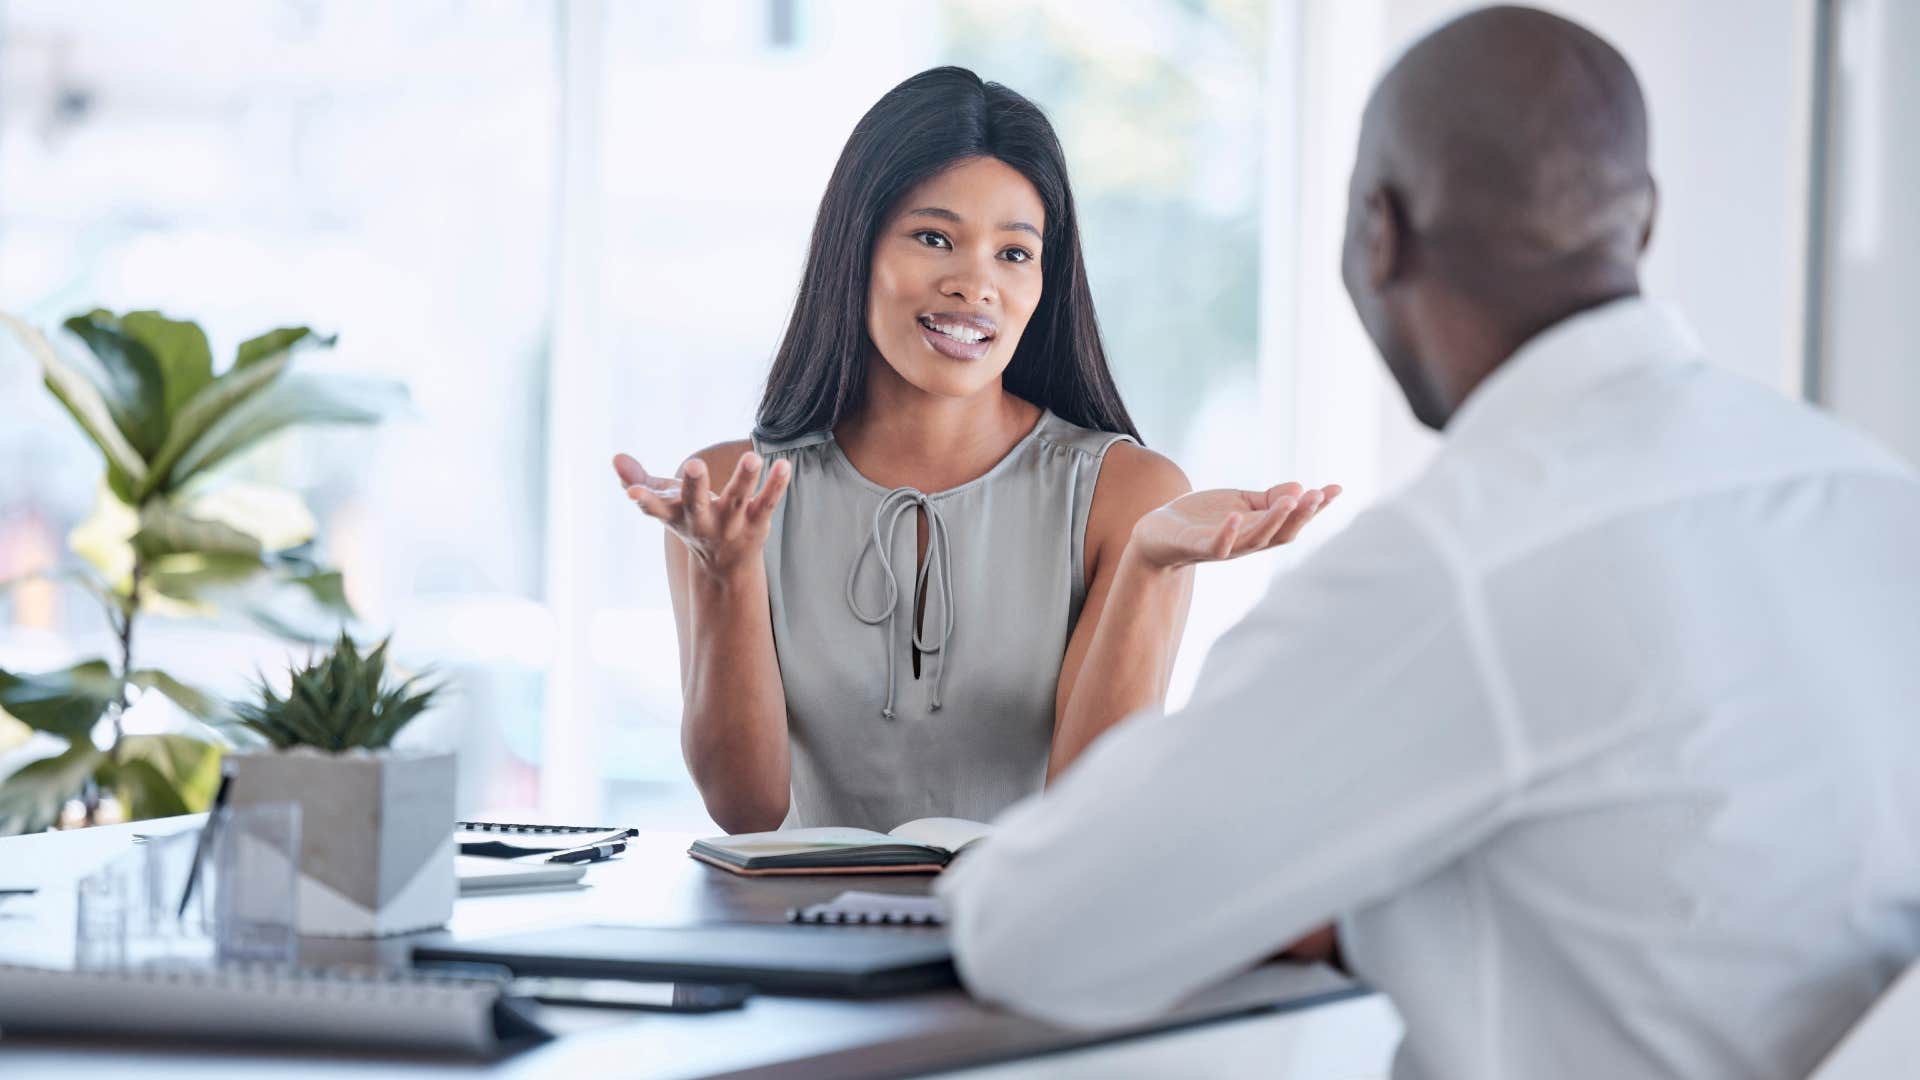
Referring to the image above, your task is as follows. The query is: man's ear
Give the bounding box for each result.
[1364,185,1406,289]
[1638,178,1659,254]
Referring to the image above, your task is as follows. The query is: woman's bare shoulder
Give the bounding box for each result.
[1095,442,1191,510]
[1086,442,1191,558]
[684,438,757,477]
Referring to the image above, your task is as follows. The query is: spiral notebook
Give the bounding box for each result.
[690,817,992,875]
[0,963,550,1057]
[788,891,947,926]
[456,820,637,860]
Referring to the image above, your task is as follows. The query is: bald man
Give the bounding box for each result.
[939,7,1920,1078]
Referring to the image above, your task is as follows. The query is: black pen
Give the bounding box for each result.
[178,770,233,918]
[548,841,624,864]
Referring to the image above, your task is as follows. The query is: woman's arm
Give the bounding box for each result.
[1050,447,1340,781]
[1049,445,1194,782]
[617,440,793,833]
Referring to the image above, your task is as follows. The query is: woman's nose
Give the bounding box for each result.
[939,257,997,305]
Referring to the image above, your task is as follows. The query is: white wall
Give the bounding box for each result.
[1286,0,1818,510]
[1821,0,1920,466]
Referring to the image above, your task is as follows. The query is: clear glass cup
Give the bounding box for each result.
[75,826,213,970]
[73,802,302,971]
[210,801,302,965]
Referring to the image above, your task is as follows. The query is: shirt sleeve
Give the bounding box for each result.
[936,504,1525,1028]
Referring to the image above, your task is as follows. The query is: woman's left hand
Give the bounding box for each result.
[1128,482,1342,570]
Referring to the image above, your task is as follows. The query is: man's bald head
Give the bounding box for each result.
[1342,6,1657,430]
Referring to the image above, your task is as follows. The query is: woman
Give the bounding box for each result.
[614,67,1336,834]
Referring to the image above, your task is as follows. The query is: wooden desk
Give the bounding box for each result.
[0,818,1361,1077]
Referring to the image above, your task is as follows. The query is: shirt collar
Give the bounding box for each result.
[1445,296,1706,443]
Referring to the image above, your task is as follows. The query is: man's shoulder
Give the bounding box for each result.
[1403,365,1917,572]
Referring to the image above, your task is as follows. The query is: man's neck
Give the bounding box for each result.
[1429,279,1643,428]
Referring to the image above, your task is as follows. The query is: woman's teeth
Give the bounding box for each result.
[920,317,989,344]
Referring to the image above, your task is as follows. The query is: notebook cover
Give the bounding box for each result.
[0,962,548,1057]
[456,856,589,894]
[411,923,956,996]
[459,826,634,859]
[689,849,946,876]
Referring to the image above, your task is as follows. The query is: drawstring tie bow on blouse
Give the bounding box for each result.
[846,487,955,719]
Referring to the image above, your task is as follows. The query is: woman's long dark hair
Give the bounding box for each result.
[754,66,1141,443]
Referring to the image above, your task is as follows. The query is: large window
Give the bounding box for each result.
[2,0,1289,829]
[0,1,558,814]
[582,0,1278,825]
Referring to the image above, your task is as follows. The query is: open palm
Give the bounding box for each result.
[1131,482,1342,569]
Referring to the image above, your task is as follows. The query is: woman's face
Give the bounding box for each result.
[865,156,1046,402]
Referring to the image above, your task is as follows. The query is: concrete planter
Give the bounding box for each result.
[224,748,455,938]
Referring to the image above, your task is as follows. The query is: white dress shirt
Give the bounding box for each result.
[939,298,1920,1080]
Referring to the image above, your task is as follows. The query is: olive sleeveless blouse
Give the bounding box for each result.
[752,409,1133,831]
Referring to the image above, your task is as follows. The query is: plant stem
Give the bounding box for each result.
[114,555,144,752]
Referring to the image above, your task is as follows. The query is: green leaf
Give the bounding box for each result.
[0,660,119,741]
[131,501,264,562]
[0,311,149,484]
[181,482,316,552]
[242,565,357,644]
[139,351,290,500]
[64,309,169,459]
[236,326,329,370]
[128,670,232,728]
[106,463,138,505]
[285,570,353,617]
[143,552,272,608]
[114,734,222,818]
[165,371,408,487]
[119,311,213,421]
[67,481,140,594]
[107,759,190,821]
[0,711,29,756]
[0,744,104,835]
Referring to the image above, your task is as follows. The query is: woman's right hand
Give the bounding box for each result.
[613,450,792,578]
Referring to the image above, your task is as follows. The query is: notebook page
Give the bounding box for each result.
[886,817,993,854]
[699,826,902,858]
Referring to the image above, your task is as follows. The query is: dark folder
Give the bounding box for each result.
[412,923,955,996]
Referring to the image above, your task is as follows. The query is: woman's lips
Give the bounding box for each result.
[917,315,995,361]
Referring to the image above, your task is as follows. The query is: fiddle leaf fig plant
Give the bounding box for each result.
[0,309,406,835]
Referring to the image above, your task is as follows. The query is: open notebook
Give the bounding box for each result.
[689,817,992,875]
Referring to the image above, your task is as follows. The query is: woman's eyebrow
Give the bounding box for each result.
[905,206,962,223]
[905,206,1041,240]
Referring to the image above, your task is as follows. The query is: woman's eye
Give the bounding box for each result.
[914,230,951,249]
[1000,247,1035,264]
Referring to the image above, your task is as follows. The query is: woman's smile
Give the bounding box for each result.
[917,311,998,361]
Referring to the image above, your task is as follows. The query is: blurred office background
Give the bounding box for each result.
[0,0,1912,839]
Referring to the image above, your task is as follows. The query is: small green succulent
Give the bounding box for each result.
[233,633,438,752]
